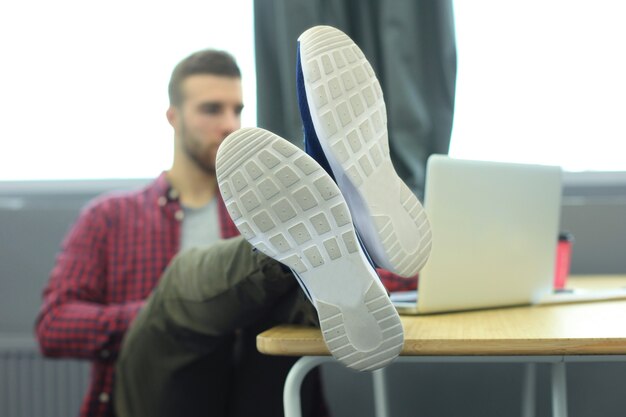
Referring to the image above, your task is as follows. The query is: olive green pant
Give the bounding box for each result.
[114,236,321,417]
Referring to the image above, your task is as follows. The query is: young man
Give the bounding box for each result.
[39,25,431,417]
[36,50,318,417]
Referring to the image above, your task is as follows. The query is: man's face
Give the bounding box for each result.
[172,74,243,174]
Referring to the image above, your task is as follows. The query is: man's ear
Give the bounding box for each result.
[166,106,178,128]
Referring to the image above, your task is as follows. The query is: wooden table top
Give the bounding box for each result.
[257,276,626,357]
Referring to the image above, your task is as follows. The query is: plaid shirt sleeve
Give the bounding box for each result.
[376,268,418,292]
[35,199,144,360]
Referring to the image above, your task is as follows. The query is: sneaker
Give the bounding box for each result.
[296,25,432,277]
[216,127,404,371]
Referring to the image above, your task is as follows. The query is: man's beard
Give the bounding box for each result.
[180,123,218,175]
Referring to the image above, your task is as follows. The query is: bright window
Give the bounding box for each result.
[0,0,255,181]
[450,1,626,172]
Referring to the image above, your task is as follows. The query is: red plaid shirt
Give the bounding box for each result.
[35,172,415,417]
[35,173,239,417]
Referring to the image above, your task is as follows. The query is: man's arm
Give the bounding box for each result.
[35,201,144,360]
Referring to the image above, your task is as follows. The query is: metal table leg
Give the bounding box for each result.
[281,355,583,417]
[283,357,332,417]
[521,362,537,417]
[372,368,390,417]
[551,362,568,417]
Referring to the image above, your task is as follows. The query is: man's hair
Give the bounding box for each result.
[168,49,241,106]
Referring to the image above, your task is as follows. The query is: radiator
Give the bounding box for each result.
[0,337,89,417]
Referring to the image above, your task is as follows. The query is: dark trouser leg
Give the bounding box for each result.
[228,284,324,417]
[114,236,317,417]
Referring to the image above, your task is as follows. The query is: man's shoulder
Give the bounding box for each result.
[82,177,161,216]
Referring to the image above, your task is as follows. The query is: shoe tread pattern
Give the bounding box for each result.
[299,26,431,276]
[317,281,403,371]
[216,128,356,272]
[216,127,404,371]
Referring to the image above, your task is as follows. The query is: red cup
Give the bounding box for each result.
[554,232,574,290]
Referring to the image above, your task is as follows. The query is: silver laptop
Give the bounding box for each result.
[393,155,563,315]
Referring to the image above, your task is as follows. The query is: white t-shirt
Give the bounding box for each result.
[179,198,220,250]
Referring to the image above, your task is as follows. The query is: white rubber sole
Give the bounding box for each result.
[216,127,404,371]
[298,25,432,277]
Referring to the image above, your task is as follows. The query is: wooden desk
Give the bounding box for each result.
[257,276,626,417]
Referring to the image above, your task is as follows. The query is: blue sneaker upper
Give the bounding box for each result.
[296,42,336,182]
[296,41,381,272]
